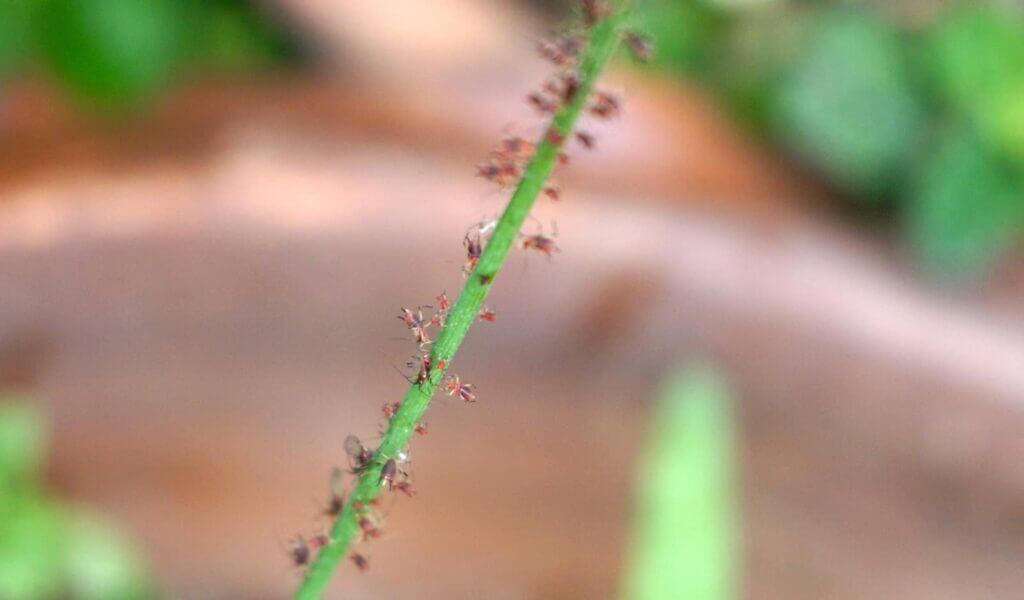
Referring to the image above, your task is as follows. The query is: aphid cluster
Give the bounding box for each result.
[287,2,649,578]
[286,437,418,574]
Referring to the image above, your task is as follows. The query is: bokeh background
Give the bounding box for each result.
[3,0,1024,598]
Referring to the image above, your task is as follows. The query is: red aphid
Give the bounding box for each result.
[543,185,561,201]
[476,160,520,187]
[522,233,560,257]
[436,359,448,370]
[379,458,397,490]
[382,402,400,420]
[350,553,369,572]
[352,500,365,511]
[415,353,432,384]
[358,515,382,540]
[431,292,450,327]
[288,536,311,567]
[443,375,477,403]
[527,92,558,114]
[414,423,429,435]
[310,533,330,550]
[542,74,580,106]
[325,467,345,517]
[546,130,566,146]
[537,35,583,66]
[352,499,376,512]
[344,434,373,474]
[437,292,451,312]
[495,136,535,162]
[478,307,497,322]
[463,233,483,274]
[575,131,595,149]
[398,307,431,345]
[394,480,416,497]
[625,32,653,62]
[560,74,580,104]
[589,91,621,119]
[582,0,609,26]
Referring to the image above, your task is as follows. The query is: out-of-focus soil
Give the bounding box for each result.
[0,118,1022,597]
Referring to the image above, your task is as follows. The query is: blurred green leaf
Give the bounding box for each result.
[183,0,302,73]
[0,400,45,483]
[921,6,1024,116]
[908,126,1024,276]
[622,364,738,600]
[712,4,813,131]
[0,497,68,600]
[774,10,924,196]
[632,0,725,75]
[35,0,185,109]
[67,511,151,600]
[0,0,33,81]
[920,6,1024,164]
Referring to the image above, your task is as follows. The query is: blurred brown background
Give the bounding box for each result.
[3,0,1024,598]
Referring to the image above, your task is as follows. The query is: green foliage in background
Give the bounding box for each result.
[635,0,1024,277]
[775,11,923,195]
[621,365,738,600]
[909,126,1024,276]
[0,399,152,600]
[1,0,302,111]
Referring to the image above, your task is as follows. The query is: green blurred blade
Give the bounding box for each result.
[35,0,185,109]
[907,125,1024,277]
[774,10,923,196]
[0,399,45,483]
[622,365,738,600]
[919,6,1024,164]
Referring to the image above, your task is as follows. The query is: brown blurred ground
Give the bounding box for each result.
[3,2,1024,599]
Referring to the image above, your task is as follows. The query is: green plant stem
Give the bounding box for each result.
[294,4,632,597]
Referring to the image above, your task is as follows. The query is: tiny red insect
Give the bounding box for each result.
[431,292,450,327]
[463,232,483,275]
[359,514,382,540]
[381,402,401,420]
[478,306,497,322]
[476,160,520,187]
[527,92,558,114]
[546,130,566,146]
[394,480,416,497]
[536,35,583,66]
[543,184,561,201]
[325,467,344,517]
[494,136,535,162]
[379,458,397,489]
[443,375,477,403]
[310,532,330,550]
[522,233,560,258]
[350,553,369,572]
[288,535,311,567]
[575,131,595,150]
[582,0,609,26]
[414,423,429,435]
[344,434,373,475]
[588,91,621,119]
[398,307,431,345]
[560,74,580,104]
[625,32,653,62]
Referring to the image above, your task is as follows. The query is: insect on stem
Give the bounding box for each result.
[293,3,639,597]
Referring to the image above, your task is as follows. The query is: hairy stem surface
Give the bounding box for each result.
[295,4,632,597]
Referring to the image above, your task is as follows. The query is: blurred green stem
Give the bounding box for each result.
[293,3,633,598]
